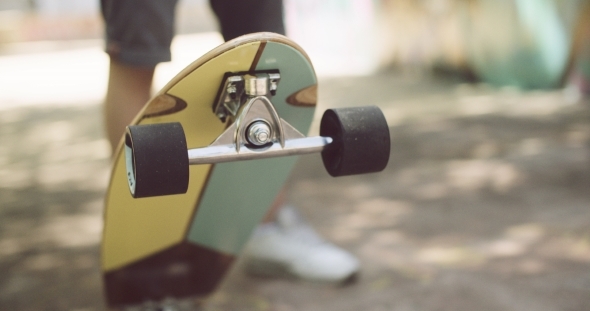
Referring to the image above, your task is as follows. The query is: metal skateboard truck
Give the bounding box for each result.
[124,71,391,198]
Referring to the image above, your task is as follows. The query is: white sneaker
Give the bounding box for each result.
[243,205,359,283]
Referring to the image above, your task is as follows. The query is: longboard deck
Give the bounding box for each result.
[101,33,318,307]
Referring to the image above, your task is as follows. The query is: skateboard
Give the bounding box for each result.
[101,33,390,308]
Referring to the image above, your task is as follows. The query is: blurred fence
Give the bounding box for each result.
[1,0,590,88]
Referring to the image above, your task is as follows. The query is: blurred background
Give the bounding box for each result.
[0,0,589,310]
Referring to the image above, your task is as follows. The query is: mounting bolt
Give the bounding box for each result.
[268,73,280,96]
[227,84,237,99]
[247,121,272,146]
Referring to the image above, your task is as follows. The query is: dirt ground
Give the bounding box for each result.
[0,70,589,310]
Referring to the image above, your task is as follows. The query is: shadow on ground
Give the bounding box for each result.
[0,72,589,310]
[0,106,109,310]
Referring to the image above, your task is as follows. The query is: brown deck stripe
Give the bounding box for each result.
[184,38,267,237]
[286,84,318,107]
[250,41,267,72]
[140,94,188,120]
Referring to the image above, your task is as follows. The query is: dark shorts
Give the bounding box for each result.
[101,0,285,67]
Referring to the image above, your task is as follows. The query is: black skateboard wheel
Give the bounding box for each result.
[320,106,390,177]
[125,122,189,198]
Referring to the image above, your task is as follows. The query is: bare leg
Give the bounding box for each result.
[104,59,155,155]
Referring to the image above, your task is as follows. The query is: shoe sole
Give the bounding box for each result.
[243,258,359,285]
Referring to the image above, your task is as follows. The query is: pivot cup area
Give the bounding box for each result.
[247,120,273,146]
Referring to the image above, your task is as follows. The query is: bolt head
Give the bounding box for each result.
[247,121,272,146]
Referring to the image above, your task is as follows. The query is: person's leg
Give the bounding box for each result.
[104,62,154,152]
[101,0,178,153]
[101,0,359,283]
[210,0,285,41]
[210,0,287,222]
[209,0,359,283]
